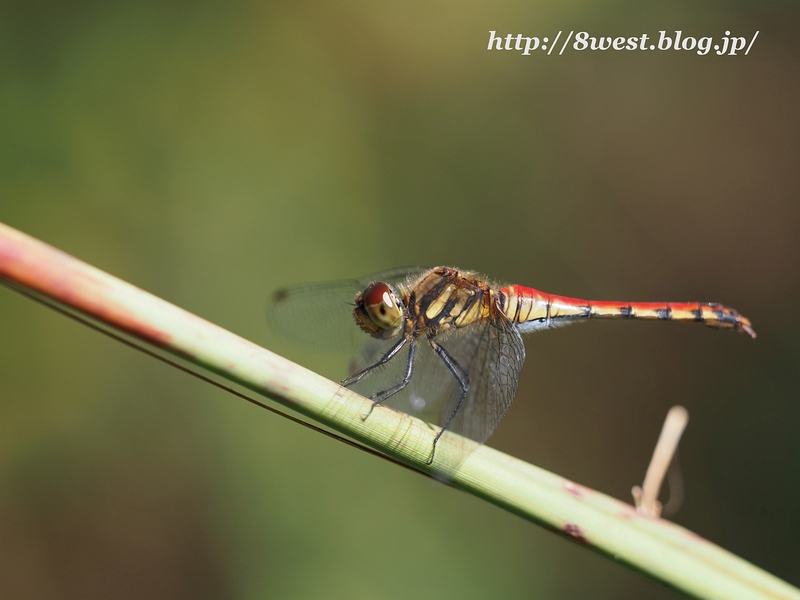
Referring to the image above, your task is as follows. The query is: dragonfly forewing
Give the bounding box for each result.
[266,267,429,351]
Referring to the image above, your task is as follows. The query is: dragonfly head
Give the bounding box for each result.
[353,282,404,339]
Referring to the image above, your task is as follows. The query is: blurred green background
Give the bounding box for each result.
[1,1,799,598]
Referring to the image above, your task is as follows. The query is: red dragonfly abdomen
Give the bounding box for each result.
[498,285,756,338]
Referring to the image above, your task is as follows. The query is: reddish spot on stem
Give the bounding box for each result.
[563,480,585,499]
[564,523,587,544]
[272,381,291,393]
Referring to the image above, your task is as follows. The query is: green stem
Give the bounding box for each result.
[0,221,796,600]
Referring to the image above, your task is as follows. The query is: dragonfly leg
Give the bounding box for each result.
[427,339,470,465]
[361,341,418,420]
[340,336,408,387]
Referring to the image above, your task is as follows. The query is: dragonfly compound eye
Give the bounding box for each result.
[363,282,403,330]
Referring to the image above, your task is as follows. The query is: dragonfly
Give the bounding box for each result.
[268,266,755,470]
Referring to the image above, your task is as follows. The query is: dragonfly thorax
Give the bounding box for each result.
[408,267,495,337]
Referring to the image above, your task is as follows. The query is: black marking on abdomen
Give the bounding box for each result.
[656,307,672,320]
[691,304,704,322]
[619,304,633,318]
[713,308,738,325]
[513,293,523,324]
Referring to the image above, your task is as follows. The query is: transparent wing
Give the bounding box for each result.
[348,306,526,473]
[420,312,525,445]
[266,267,430,351]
